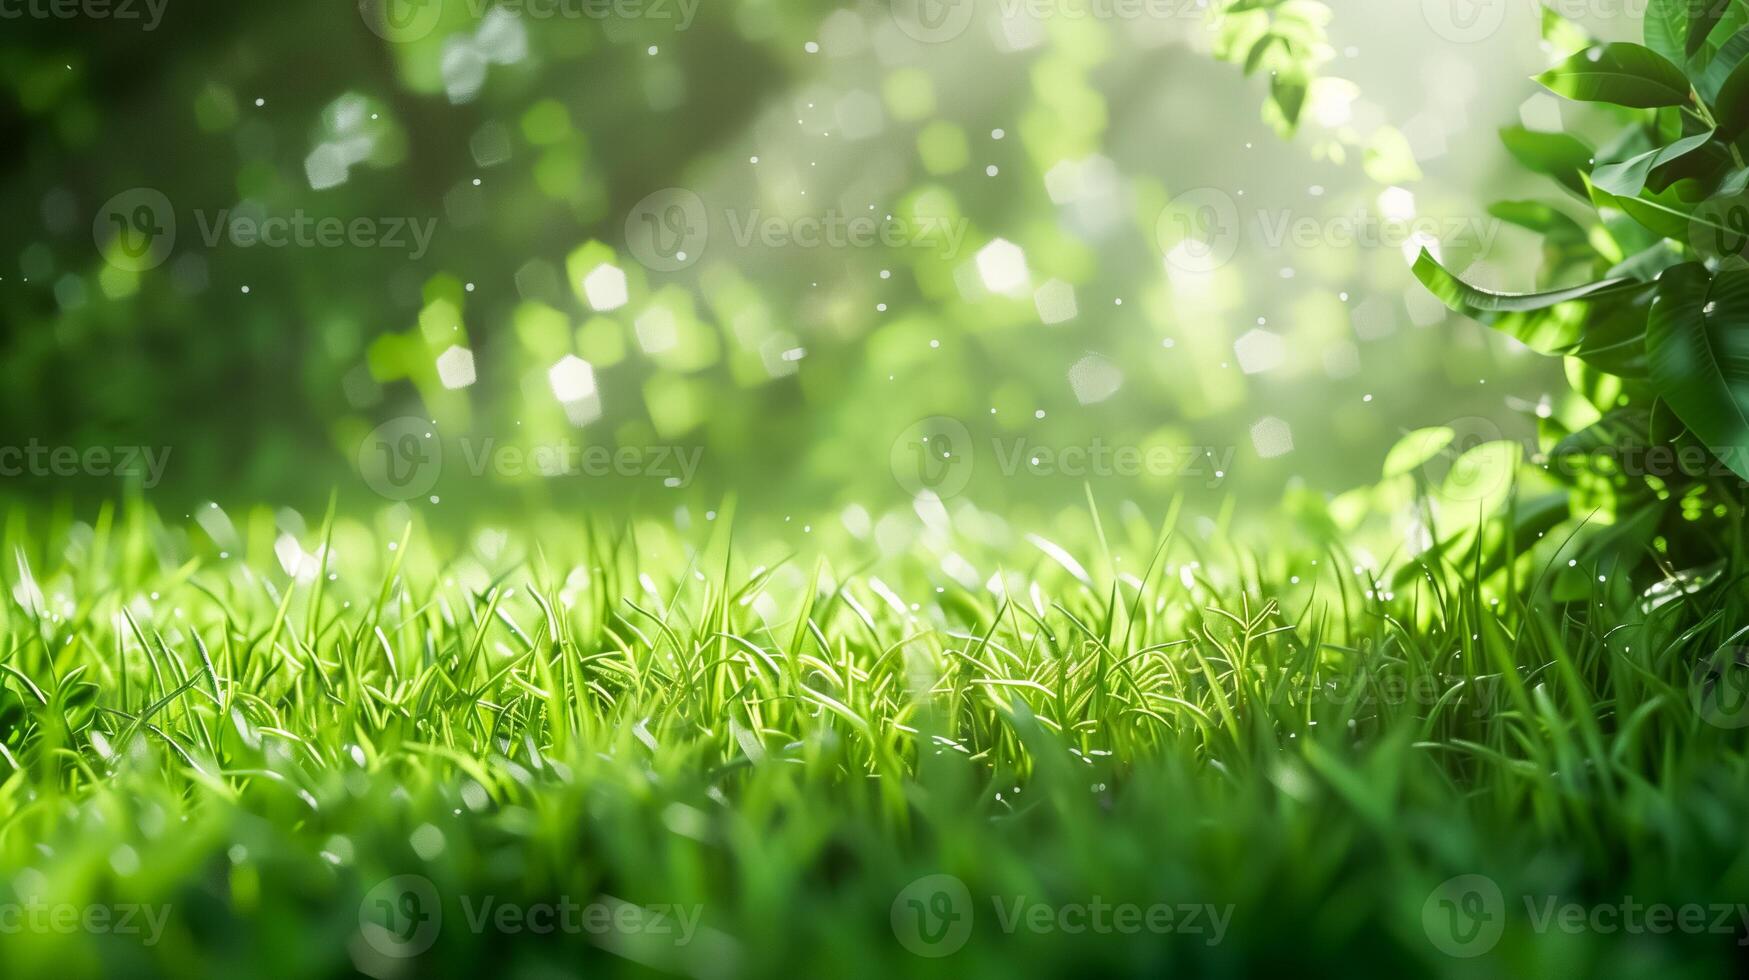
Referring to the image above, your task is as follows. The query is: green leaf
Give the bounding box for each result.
[1243,34,1280,75]
[1649,397,1720,474]
[1412,249,1649,318]
[1391,492,1570,590]
[1589,175,1712,241]
[1689,0,1734,55]
[1413,249,1656,372]
[1435,440,1522,529]
[1383,427,1454,479]
[1720,165,1749,195]
[1646,0,1689,65]
[1569,302,1654,378]
[1713,54,1749,136]
[1552,407,1653,460]
[1699,27,1749,101]
[1489,200,1599,287]
[1536,43,1693,108]
[1486,200,1589,246]
[1591,130,1716,197]
[1499,127,1596,197]
[1646,262,1749,479]
[1607,240,1685,281]
[1270,69,1307,128]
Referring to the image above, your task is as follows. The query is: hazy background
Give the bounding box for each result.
[0,0,1631,528]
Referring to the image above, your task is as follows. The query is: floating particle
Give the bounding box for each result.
[1251,416,1293,458]
[975,238,1029,294]
[436,346,476,389]
[582,263,628,311]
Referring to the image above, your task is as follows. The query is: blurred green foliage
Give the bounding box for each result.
[1,0,1575,522]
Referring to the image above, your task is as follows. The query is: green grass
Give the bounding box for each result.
[0,497,1746,978]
